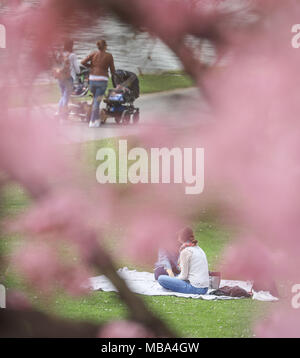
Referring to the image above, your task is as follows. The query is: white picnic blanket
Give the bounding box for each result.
[89,267,278,302]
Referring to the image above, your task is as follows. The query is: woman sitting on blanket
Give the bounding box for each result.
[158,227,209,295]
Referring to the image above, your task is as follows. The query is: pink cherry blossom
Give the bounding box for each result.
[99,320,154,338]
[1,0,300,338]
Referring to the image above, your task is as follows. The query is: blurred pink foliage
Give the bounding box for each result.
[99,320,154,338]
[123,208,182,262]
[0,112,71,196]
[198,1,300,336]
[13,242,91,296]
[13,243,63,293]
[6,290,32,311]
[1,0,300,337]
[11,188,101,259]
[256,307,300,338]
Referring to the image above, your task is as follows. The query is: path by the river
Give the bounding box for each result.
[9,87,211,144]
[48,87,209,143]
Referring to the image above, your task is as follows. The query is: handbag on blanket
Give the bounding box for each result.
[210,285,252,298]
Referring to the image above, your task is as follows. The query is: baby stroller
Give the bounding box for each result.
[101,69,140,125]
[69,68,140,125]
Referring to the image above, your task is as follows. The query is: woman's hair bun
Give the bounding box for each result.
[179,227,197,244]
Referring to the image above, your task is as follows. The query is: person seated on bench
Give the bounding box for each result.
[158,227,209,295]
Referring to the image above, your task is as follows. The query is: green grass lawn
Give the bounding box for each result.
[0,138,275,338]
[138,72,194,94]
[12,72,194,108]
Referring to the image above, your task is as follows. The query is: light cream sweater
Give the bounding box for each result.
[177,246,209,288]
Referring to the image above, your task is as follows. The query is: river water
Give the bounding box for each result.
[0,0,255,75]
[0,0,183,74]
[72,15,183,74]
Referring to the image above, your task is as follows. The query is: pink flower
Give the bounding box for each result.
[6,290,32,311]
[99,320,154,338]
[11,188,103,260]
[120,207,183,264]
[2,0,300,338]
[256,308,300,338]
[220,239,276,285]
[61,266,92,297]
[13,243,62,293]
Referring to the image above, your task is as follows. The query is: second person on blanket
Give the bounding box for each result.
[156,227,209,295]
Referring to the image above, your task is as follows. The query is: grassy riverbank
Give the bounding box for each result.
[12,71,194,108]
[0,138,275,338]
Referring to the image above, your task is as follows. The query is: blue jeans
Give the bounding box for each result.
[89,80,108,122]
[158,275,208,295]
[58,78,73,115]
